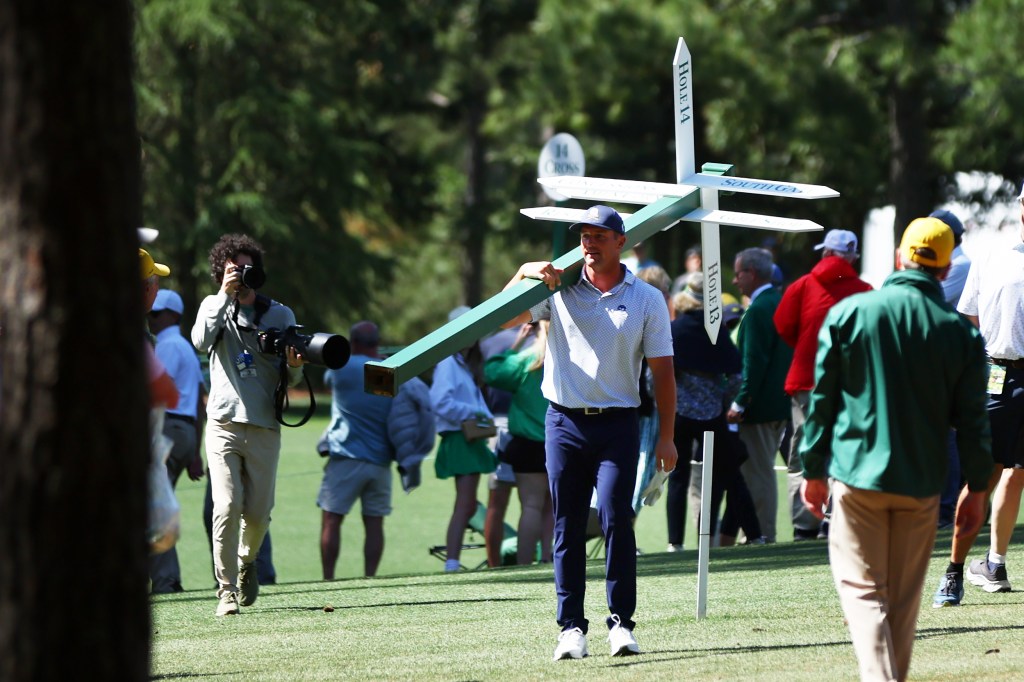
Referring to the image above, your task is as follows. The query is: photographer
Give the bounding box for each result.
[192,233,306,617]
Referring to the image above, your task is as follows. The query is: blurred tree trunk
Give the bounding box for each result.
[170,39,201,316]
[459,90,488,306]
[0,1,151,679]
[887,0,933,239]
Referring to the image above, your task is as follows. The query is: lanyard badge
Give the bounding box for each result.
[987,363,1007,395]
[236,350,258,378]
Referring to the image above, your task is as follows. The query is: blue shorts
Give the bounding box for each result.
[317,457,392,516]
[988,366,1024,468]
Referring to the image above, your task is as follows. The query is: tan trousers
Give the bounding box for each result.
[207,419,281,595]
[829,481,938,682]
[738,420,786,542]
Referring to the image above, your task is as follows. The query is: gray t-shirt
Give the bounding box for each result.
[192,291,303,430]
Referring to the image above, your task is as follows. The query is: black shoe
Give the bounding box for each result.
[793,528,818,541]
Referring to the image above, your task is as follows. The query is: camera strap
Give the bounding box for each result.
[209,294,273,355]
[273,360,317,428]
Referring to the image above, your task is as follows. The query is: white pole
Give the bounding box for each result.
[696,430,714,620]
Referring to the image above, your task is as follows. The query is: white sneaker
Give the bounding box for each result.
[608,615,640,656]
[666,543,682,553]
[215,591,239,617]
[552,627,588,660]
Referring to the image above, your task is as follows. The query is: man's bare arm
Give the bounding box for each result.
[500,262,563,329]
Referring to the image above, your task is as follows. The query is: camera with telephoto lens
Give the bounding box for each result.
[256,325,350,369]
[239,264,266,290]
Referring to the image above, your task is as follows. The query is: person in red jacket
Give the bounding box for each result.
[773,229,872,540]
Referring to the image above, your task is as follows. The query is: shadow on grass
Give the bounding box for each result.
[153,579,533,604]
[929,525,1024,561]
[152,673,236,679]
[917,623,1024,639]
[603,624,1024,669]
[259,596,530,614]
[154,524,1024,605]
[606,638,852,668]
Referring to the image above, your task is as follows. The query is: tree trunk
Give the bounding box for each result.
[172,40,201,316]
[459,93,488,307]
[0,2,151,679]
[887,0,934,241]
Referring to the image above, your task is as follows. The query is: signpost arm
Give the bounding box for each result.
[673,37,695,182]
[698,162,733,342]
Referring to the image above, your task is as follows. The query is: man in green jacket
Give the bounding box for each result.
[800,217,992,682]
[726,247,793,543]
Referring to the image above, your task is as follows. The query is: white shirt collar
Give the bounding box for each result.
[749,282,773,303]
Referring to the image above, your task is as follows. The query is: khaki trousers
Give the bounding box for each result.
[207,419,281,594]
[829,481,938,682]
[738,420,786,542]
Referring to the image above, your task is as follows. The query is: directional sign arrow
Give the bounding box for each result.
[680,208,823,232]
[538,173,838,205]
[535,176,687,205]
[682,172,839,199]
[520,206,634,223]
[674,36,695,182]
[699,187,723,341]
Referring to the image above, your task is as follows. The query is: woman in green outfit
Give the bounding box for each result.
[484,321,553,565]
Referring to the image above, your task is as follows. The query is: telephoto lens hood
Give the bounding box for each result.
[305,333,350,370]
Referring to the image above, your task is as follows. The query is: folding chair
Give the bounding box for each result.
[429,501,518,570]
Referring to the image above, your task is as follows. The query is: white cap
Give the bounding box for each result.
[814,229,858,255]
[137,227,159,243]
[152,289,184,316]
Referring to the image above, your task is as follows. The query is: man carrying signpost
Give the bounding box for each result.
[363,36,840,634]
[502,204,678,660]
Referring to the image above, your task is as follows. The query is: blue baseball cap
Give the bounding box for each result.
[928,209,964,239]
[569,205,625,235]
[723,302,744,326]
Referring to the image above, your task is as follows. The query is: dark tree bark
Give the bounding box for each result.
[886,0,934,239]
[459,91,488,307]
[0,2,150,679]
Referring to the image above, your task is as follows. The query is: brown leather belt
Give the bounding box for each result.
[991,358,1024,370]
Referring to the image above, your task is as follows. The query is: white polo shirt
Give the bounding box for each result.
[529,266,673,408]
[957,241,1024,360]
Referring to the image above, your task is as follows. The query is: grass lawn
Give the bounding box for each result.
[171,400,793,586]
[154,400,1024,679]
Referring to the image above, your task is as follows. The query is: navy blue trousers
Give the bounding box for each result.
[546,405,639,634]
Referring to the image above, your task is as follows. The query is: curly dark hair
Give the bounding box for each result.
[208,233,265,286]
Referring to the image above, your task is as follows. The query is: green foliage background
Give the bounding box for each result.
[134,0,1024,346]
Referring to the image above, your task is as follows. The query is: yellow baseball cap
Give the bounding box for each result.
[140,248,170,279]
[899,217,953,268]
